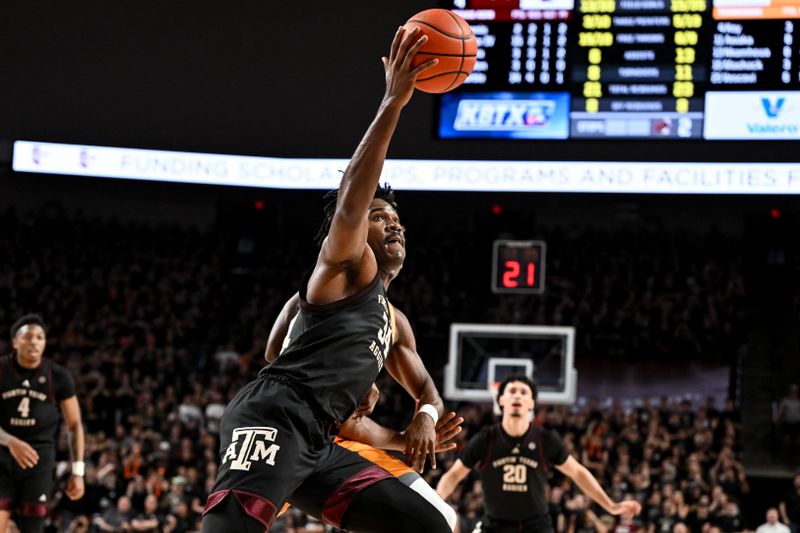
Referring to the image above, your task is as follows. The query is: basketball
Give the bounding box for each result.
[403,9,477,94]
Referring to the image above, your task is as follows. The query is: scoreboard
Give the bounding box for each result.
[438,0,800,139]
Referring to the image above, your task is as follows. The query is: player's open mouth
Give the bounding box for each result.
[385,236,404,253]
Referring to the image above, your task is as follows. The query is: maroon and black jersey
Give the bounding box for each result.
[460,423,569,521]
[0,356,75,447]
[263,273,394,424]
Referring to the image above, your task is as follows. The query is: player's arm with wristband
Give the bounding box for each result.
[60,395,85,500]
[0,425,39,469]
[339,410,463,454]
[384,308,446,472]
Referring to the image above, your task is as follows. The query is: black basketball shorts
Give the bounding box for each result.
[0,445,55,517]
[203,375,334,530]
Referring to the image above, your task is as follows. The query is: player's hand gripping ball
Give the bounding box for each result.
[403,9,477,93]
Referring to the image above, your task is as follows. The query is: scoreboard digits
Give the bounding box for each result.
[439,0,800,140]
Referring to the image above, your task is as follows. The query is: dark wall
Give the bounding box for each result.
[3,2,798,164]
[5,167,800,236]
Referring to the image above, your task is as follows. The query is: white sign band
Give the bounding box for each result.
[13,140,800,195]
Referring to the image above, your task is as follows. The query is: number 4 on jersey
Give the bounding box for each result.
[18,397,30,418]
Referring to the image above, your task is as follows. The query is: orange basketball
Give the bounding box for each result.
[403,9,477,94]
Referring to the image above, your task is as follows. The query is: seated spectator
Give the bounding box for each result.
[757,507,791,533]
[131,494,163,532]
[94,495,134,532]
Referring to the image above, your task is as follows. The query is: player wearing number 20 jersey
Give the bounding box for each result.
[437,375,642,533]
[458,422,568,531]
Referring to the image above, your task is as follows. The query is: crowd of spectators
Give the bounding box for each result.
[391,220,748,379]
[0,205,766,532]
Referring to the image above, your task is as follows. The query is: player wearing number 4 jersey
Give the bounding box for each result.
[436,375,641,533]
[202,26,446,532]
[0,315,85,533]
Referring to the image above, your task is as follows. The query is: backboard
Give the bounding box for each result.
[444,323,577,405]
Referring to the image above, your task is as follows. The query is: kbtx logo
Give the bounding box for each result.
[762,97,785,118]
[222,427,280,471]
[454,99,556,131]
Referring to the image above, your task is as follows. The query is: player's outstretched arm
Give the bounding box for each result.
[385,308,445,471]
[60,395,85,500]
[555,456,642,518]
[308,28,437,303]
[436,460,471,500]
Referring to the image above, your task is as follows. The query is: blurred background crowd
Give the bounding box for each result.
[0,201,797,533]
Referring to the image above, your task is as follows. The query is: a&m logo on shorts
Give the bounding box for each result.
[222,427,281,471]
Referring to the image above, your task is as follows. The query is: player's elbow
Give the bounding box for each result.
[435,480,449,499]
[571,463,592,483]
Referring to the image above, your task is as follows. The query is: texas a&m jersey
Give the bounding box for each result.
[460,423,569,521]
[0,356,75,446]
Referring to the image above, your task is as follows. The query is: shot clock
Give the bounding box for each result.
[492,240,547,294]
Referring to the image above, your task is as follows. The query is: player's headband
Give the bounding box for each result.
[10,315,47,339]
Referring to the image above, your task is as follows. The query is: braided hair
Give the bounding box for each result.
[314,183,398,247]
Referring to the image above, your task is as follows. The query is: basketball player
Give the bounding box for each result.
[202,26,443,532]
[0,315,85,533]
[436,375,642,533]
[264,290,462,531]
